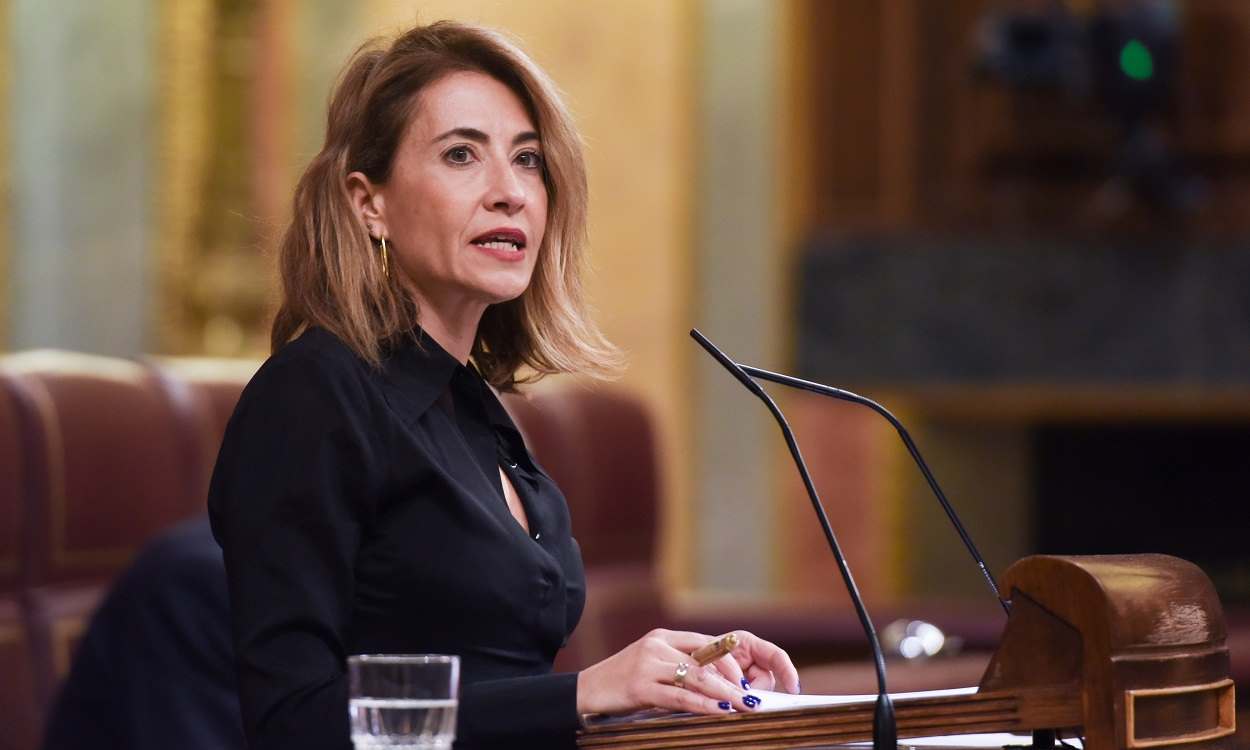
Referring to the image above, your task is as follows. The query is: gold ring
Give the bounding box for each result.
[673,661,690,688]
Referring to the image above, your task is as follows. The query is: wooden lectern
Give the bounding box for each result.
[578,554,1237,749]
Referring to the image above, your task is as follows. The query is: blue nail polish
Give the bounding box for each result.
[743,694,761,709]
[718,701,731,710]
[740,678,751,690]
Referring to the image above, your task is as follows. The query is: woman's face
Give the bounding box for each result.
[374,71,548,312]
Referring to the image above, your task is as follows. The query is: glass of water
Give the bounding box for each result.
[349,654,459,749]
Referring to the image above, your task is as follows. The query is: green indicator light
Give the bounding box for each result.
[1120,39,1154,81]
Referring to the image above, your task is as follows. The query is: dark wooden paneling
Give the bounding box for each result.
[801,0,1250,232]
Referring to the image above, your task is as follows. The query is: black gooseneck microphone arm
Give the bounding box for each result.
[735,364,1010,616]
[690,329,897,750]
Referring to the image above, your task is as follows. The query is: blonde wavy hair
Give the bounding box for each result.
[271,21,620,390]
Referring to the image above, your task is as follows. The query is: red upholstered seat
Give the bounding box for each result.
[3,352,211,587]
[0,372,41,750]
[0,368,23,592]
[502,386,665,672]
[1,351,217,712]
[528,387,659,570]
[151,357,260,500]
[0,597,40,750]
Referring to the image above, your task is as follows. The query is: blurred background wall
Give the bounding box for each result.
[3,0,1250,613]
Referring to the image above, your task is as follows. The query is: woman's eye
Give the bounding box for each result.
[445,146,473,164]
[516,151,543,169]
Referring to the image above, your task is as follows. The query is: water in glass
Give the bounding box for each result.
[350,696,457,749]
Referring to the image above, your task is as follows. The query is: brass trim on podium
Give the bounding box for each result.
[1124,679,1236,749]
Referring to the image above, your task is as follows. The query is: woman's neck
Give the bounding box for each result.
[411,290,487,365]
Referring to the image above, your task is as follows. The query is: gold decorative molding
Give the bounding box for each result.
[153,0,214,355]
[152,1,281,358]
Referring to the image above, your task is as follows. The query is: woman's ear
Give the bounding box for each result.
[346,171,386,238]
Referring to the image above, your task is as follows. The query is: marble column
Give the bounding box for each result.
[9,0,154,355]
[693,0,785,592]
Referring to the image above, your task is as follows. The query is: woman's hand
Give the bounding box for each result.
[575,629,800,716]
[724,629,802,694]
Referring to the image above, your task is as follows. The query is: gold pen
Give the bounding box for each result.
[691,632,739,667]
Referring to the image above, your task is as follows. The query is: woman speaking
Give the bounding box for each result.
[208,20,799,750]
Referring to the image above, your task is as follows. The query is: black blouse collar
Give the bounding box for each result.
[381,328,463,417]
[381,327,525,441]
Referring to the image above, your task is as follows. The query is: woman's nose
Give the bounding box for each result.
[484,161,527,214]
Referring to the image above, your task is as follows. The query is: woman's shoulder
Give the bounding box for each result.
[260,325,372,373]
[271,325,365,367]
[240,327,381,410]
[210,327,394,503]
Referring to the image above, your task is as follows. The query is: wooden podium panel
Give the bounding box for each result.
[579,555,1237,750]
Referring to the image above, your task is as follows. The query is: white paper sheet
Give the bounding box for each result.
[853,732,1081,748]
[751,685,979,712]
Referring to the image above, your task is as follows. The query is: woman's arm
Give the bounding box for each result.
[208,352,384,750]
[456,673,580,747]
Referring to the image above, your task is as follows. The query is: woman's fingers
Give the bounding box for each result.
[652,628,799,694]
[732,631,801,694]
[648,665,761,714]
[651,642,753,711]
[653,629,728,652]
[709,652,749,690]
[581,627,787,718]
[649,684,734,715]
[653,629,750,689]
[744,664,776,691]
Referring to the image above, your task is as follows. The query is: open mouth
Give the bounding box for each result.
[470,228,527,253]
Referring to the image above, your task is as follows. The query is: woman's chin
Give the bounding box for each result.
[473,274,535,306]
[485,287,529,306]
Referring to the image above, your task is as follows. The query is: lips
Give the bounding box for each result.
[469,227,527,252]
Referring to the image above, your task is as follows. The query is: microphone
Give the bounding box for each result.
[725,362,1045,740]
[732,363,1010,616]
[690,329,896,750]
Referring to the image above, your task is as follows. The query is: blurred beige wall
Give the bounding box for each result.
[8,0,154,356]
[0,0,9,351]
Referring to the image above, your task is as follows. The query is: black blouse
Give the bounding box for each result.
[207,327,587,750]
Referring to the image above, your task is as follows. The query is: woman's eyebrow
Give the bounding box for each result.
[432,127,540,147]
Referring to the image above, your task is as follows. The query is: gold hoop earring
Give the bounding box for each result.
[379,235,390,279]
